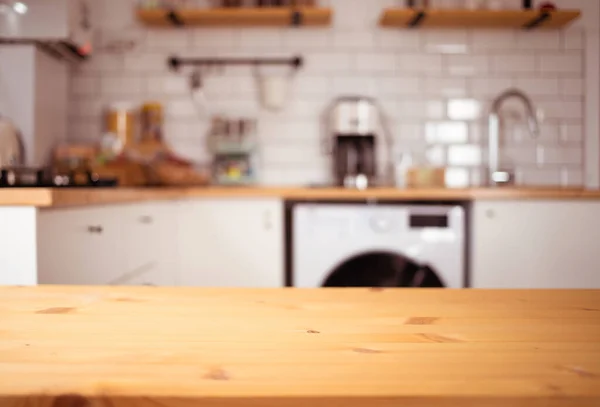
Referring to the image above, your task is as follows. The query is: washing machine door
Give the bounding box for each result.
[292,203,465,288]
[322,251,445,288]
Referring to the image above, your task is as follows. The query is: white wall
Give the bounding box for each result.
[557,0,600,189]
[0,45,35,163]
[68,0,598,188]
[579,0,600,189]
[0,45,68,166]
[34,48,68,166]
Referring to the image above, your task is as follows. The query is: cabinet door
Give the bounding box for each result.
[0,207,38,286]
[472,201,600,289]
[37,206,126,285]
[122,202,178,287]
[178,199,284,287]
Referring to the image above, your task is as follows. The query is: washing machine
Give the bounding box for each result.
[290,203,466,288]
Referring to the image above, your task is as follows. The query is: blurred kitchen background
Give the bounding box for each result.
[1,0,600,290]
[1,0,596,189]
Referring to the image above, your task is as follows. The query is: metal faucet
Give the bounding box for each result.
[488,89,540,186]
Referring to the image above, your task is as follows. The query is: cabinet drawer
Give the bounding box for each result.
[37,206,126,285]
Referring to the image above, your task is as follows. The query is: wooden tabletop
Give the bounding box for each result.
[2,187,600,207]
[1,287,599,407]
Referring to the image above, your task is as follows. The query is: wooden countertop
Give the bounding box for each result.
[0,287,599,407]
[1,187,600,208]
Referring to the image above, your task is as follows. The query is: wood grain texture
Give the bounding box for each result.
[137,7,332,27]
[0,188,53,206]
[3,187,600,208]
[0,287,599,407]
[0,187,600,208]
[379,9,581,29]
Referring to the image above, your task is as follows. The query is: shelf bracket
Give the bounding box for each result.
[167,9,184,26]
[291,10,303,26]
[291,56,303,69]
[168,56,181,71]
[408,11,426,28]
[524,11,551,30]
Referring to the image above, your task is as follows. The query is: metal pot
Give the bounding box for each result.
[0,116,25,168]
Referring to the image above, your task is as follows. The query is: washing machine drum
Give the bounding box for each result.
[322,252,445,288]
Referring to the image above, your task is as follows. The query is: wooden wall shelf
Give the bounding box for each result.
[380,9,581,29]
[137,7,332,27]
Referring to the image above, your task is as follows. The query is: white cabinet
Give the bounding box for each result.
[8,196,600,289]
[122,202,178,287]
[37,202,178,287]
[38,205,126,285]
[472,201,600,289]
[0,207,38,286]
[177,198,284,287]
[35,198,283,288]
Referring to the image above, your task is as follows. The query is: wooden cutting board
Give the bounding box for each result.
[0,287,599,407]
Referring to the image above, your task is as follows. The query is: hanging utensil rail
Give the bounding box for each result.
[168,55,303,72]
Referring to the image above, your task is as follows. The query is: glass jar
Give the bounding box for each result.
[140,102,164,143]
[104,102,137,148]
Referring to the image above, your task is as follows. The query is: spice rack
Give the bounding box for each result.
[379,9,581,29]
[208,117,259,186]
[137,7,332,27]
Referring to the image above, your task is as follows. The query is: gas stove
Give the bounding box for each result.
[0,168,118,188]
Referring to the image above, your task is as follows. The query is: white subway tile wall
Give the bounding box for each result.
[69,0,586,187]
[426,122,469,144]
[471,31,515,51]
[447,55,490,76]
[447,99,482,121]
[538,53,584,74]
[516,31,560,50]
[424,77,467,97]
[491,54,536,73]
[447,144,482,166]
[562,29,584,50]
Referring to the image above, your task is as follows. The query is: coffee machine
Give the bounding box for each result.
[322,96,392,189]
